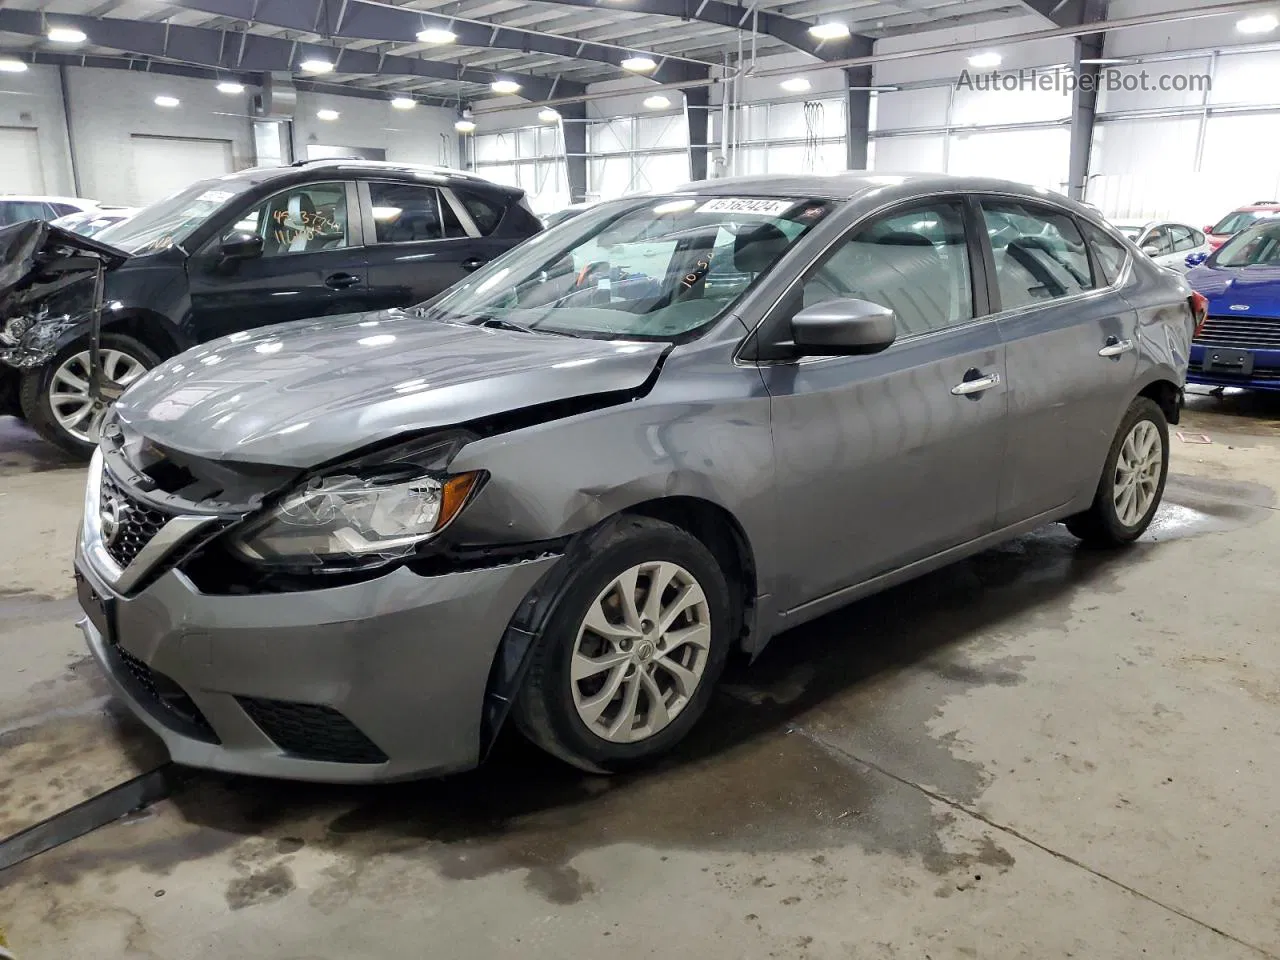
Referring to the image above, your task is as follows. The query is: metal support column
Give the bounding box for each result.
[684,86,711,182]
[560,100,589,203]
[844,36,875,171]
[1068,1,1107,200]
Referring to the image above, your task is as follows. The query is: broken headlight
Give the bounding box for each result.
[230,434,483,570]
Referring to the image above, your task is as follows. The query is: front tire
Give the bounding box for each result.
[19,334,160,458]
[513,516,734,773]
[1066,396,1169,547]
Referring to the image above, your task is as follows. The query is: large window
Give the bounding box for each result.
[1080,222,1128,286]
[422,196,832,340]
[800,202,974,337]
[980,201,1094,311]
[229,182,350,257]
[1215,220,1280,267]
[368,182,444,243]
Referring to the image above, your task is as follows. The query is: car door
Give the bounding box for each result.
[358,180,506,309]
[186,180,369,343]
[978,200,1140,525]
[756,198,1008,610]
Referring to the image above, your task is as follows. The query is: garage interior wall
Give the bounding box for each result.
[0,66,456,206]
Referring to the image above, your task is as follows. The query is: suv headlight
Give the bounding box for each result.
[231,434,483,569]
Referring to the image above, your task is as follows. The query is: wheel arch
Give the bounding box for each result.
[1137,376,1182,426]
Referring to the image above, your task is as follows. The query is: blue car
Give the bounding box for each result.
[1186,218,1280,391]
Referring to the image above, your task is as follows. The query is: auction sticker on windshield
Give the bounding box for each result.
[696,198,797,216]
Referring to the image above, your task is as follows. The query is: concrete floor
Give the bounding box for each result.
[1,392,1278,959]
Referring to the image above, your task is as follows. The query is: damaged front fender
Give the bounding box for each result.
[0,220,128,370]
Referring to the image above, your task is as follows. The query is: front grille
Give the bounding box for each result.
[1194,314,1280,349]
[237,697,388,764]
[100,471,170,568]
[107,643,220,743]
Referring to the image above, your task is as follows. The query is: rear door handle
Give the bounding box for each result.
[325,272,362,289]
[1099,336,1135,358]
[462,258,485,272]
[951,371,1001,397]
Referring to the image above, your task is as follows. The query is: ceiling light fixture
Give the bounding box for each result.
[642,94,671,109]
[417,27,457,44]
[455,118,477,133]
[154,95,180,107]
[391,96,416,109]
[1237,13,1279,34]
[316,108,340,120]
[1078,57,1130,65]
[621,55,657,72]
[538,107,561,123]
[47,26,87,44]
[780,76,811,93]
[967,51,1002,68]
[216,80,245,94]
[490,79,521,94]
[0,59,28,73]
[808,22,850,40]
[299,57,334,74]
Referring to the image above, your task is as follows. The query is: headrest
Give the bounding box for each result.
[733,223,790,274]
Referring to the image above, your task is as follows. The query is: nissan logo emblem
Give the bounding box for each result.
[100,495,130,547]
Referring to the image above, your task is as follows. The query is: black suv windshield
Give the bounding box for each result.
[422,196,832,340]
[96,178,254,254]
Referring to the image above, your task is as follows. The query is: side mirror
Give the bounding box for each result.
[219,232,264,261]
[1185,251,1209,268]
[1140,242,1162,257]
[791,298,897,357]
[1204,225,1216,234]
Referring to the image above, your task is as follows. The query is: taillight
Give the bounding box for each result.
[1190,291,1209,338]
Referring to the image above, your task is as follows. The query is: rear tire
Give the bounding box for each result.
[513,516,734,773]
[1065,397,1169,547]
[19,333,160,459]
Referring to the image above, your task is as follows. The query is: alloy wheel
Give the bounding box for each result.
[571,561,712,744]
[1112,418,1163,527]
[48,349,148,444]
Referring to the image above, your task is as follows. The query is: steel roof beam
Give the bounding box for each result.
[163,0,712,84]
[0,8,584,100]
[1014,0,1094,27]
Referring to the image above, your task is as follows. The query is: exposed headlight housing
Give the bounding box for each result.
[231,434,483,570]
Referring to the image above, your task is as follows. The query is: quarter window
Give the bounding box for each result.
[981,201,1095,310]
[228,182,350,257]
[799,202,974,338]
[368,182,444,243]
[1080,222,1128,286]
[454,189,505,235]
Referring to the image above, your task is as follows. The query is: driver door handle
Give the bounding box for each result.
[951,372,1001,397]
[325,272,362,289]
[462,257,486,272]
[1099,336,1135,358]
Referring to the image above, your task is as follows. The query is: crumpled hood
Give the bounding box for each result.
[0,219,129,299]
[1188,263,1280,319]
[112,310,668,467]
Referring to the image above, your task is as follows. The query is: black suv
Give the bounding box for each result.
[0,159,541,455]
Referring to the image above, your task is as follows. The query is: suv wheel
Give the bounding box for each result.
[1066,396,1169,547]
[19,334,160,458]
[513,516,734,772]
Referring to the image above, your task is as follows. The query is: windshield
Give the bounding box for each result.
[1214,220,1280,267]
[423,196,833,340]
[1116,224,1143,240]
[96,178,253,254]
[1211,211,1275,236]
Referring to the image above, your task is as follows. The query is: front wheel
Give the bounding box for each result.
[1066,396,1169,547]
[513,516,734,773]
[19,334,160,458]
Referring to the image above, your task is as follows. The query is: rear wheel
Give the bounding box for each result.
[19,334,159,458]
[1066,397,1169,547]
[513,516,734,772]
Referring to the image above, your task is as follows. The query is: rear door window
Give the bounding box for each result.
[368,181,444,243]
[980,201,1095,311]
[1079,222,1129,286]
[1169,225,1197,252]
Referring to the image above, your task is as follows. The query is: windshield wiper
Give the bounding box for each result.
[469,315,580,338]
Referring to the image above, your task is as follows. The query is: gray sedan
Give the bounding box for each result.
[74,173,1197,781]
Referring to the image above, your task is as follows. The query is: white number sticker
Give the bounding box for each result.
[695,198,796,217]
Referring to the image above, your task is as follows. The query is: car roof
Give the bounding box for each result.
[663,171,1093,208]
[1238,203,1280,212]
[219,158,511,190]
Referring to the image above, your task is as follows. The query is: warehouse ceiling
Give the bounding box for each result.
[0,0,1092,105]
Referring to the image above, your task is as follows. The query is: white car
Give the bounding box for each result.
[50,207,138,238]
[0,194,107,227]
[1110,219,1211,272]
